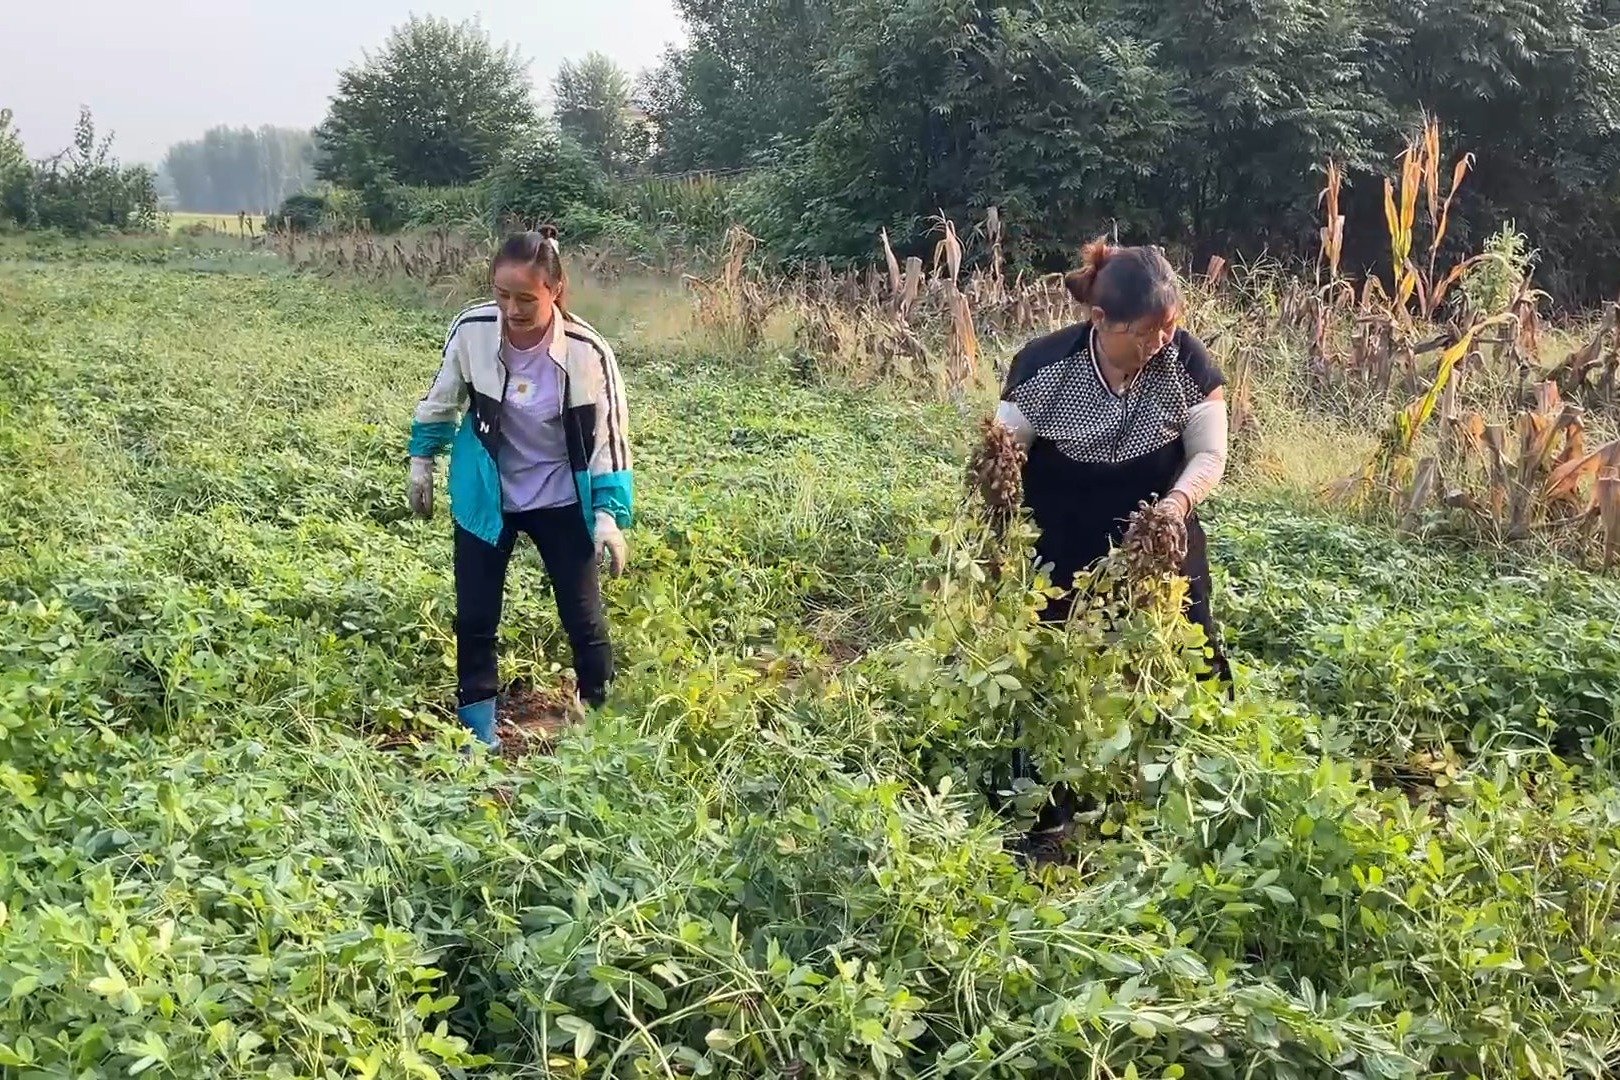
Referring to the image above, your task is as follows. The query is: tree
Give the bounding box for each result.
[0,108,33,225]
[775,0,1182,264]
[14,107,158,233]
[161,126,317,213]
[485,122,610,229]
[553,52,647,176]
[0,109,23,175]
[1115,0,1391,260]
[641,0,838,173]
[637,46,751,173]
[315,16,536,188]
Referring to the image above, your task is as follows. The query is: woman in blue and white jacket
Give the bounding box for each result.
[406,227,634,748]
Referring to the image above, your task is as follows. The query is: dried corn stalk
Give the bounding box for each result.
[1402,456,1441,529]
[946,290,979,396]
[897,257,924,319]
[931,213,963,287]
[1318,159,1346,282]
[985,207,1005,300]
[1598,468,1620,567]
[1550,302,1620,393]
[1229,361,1256,439]
[879,228,902,298]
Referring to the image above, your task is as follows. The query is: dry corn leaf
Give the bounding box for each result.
[879,228,902,298]
[1543,439,1614,505]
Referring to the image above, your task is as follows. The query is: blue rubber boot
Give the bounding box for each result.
[456,698,500,750]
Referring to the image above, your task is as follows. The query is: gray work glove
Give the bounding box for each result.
[595,511,628,577]
[407,456,435,519]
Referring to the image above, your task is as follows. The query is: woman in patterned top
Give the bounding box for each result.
[996,238,1230,680]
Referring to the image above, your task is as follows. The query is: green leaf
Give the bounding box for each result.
[554,1016,599,1055]
[628,971,668,1010]
[88,960,129,1000]
[569,1018,597,1059]
[1163,950,1208,981]
[1096,951,1144,976]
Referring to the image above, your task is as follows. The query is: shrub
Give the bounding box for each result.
[0,167,33,228]
[616,173,735,244]
[323,187,365,230]
[266,192,329,233]
[1460,223,1535,317]
[484,126,609,231]
[402,184,490,229]
[728,157,844,266]
[351,157,409,233]
[553,203,663,254]
[6,109,159,234]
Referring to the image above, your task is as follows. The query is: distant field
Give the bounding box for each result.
[165,210,266,235]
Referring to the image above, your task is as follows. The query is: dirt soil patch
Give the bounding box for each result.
[376,681,580,761]
[495,684,578,762]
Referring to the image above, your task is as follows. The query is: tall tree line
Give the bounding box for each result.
[639,0,1620,302]
[161,126,316,214]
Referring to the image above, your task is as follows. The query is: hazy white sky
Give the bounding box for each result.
[0,0,686,166]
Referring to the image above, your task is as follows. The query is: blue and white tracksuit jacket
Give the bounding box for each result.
[408,302,633,545]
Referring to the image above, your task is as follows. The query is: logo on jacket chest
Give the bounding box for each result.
[470,390,504,448]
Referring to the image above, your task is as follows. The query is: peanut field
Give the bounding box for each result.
[3,240,1620,1079]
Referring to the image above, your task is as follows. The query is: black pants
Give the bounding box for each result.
[454,505,613,708]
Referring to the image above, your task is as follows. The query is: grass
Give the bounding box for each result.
[3,242,1620,1078]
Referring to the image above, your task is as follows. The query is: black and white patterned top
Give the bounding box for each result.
[1000,322,1224,580]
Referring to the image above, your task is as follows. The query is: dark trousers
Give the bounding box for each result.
[453,505,613,708]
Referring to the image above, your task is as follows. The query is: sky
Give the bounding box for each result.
[0,0,686,166]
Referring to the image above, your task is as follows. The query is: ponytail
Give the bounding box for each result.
[1063,236,1113,305]
[1064,235,1181,326]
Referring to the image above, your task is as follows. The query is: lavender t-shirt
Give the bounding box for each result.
[498,334,577,512]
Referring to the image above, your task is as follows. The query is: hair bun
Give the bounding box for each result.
[538,223,560,253]
[1064,236,1114,304]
